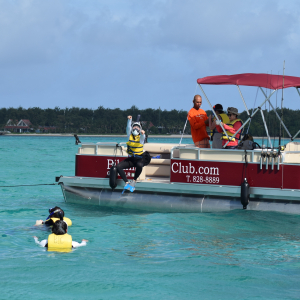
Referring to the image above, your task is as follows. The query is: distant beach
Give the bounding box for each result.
[3,133,298,140]
[4,133,190,138]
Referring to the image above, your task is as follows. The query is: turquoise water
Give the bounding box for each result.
[1,136,300,299]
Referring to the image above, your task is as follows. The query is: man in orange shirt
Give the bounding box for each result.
[188,95,210,148]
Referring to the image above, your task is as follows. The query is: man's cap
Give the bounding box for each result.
[227,107,240,115]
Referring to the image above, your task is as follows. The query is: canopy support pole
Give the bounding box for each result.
[179,118,188,145]
[279,62,285,147]
[292,129,300,141]
[236,85,250,116]
[259,87,292,140]
[198,84,229,140]
[290,88,300,141]
[223,90,277,148]
[259,108,273,148]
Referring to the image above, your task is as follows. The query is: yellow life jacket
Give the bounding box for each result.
[50,217,72,227]
[47,233,72,253]
[126,134,143,156]
[222,119,243,141]
[210,113,230,136]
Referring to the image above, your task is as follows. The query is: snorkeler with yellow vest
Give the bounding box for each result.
[33,220,87,252]
[116,115,146,193]
[209,104,230,149]
[35,206,72,227]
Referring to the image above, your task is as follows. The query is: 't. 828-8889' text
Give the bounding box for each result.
[185,175,219,184]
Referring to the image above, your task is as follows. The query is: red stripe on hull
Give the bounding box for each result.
[75,155,135,179]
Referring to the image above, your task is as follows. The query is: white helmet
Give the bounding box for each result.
[132,122,142,136]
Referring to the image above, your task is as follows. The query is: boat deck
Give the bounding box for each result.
[141,176,170,184]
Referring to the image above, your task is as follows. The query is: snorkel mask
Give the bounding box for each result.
[132,122,142,136]
[132,128,140,136]
[47,207,63,220]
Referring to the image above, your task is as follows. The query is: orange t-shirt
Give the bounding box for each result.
[188,108,209,143]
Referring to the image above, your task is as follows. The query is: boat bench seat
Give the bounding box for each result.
[283,142,300,164]
[285,142,300,151]
[138,143,186,180]
[149,158,170,165]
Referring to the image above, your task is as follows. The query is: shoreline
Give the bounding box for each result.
[3,133,189,138]
[2,133,298,140]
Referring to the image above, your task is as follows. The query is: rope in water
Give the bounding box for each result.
[0,183,56,187]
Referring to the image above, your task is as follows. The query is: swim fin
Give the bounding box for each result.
[122,183,135,194]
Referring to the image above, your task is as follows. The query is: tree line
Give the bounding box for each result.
[1,106,300,137]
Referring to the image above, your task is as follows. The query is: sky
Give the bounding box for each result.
[1,0,300,113]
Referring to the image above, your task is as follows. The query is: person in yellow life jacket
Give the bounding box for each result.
[116,115,146,193]
[216,107,243,149]
[208,104,230,149]
[34,206,72,227]
[34,220,87,252]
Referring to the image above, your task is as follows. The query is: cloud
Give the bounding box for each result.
[0,0,300,111]
[0,0,69,66]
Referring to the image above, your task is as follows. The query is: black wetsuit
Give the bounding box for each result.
[116,156,143,182]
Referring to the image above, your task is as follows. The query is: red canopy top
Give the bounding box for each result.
[197,73,300,90]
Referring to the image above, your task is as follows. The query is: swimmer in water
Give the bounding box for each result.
[33,220,88,252]
[35,206,72,227]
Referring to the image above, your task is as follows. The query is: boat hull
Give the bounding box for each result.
[59,180,300,214]
[58,142,300,214]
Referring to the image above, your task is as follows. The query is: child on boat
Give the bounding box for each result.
[116,115,147,193]
[35,206,72,227]
[33,220,87,252]
[209,104,230,149]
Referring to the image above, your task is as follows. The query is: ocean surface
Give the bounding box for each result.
[1,136,300,299]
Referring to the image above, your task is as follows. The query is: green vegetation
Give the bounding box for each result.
[1,106,300,137]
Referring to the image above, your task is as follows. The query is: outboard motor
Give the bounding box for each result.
[241,178,250,209]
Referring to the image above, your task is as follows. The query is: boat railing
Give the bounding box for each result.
[78,142,128,156]
[171,145,251,161]
[77,142,300,177]
[170,146,288,170]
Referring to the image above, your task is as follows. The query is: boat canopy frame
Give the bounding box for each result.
[197,73,300,148]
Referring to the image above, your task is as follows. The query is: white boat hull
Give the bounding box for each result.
[59,177,300,214]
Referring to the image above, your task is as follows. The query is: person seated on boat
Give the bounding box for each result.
[116,115,146,193]
[188,95,210,148]
[237,134,258,150]
[33,220,87,252]
[35,206,72,227]
[216,107,243,149]
[208,104,230,149]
